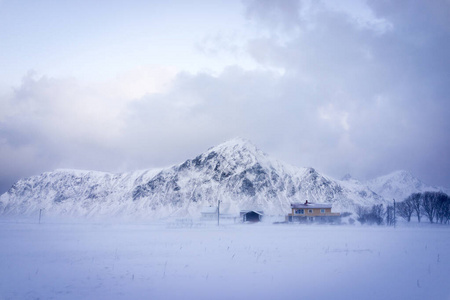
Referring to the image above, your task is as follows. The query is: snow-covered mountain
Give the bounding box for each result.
[0,138,444,219]
[366,170,442,201]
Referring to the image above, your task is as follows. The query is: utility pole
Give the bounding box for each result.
[217,199,220,226]
[39,209,43,224]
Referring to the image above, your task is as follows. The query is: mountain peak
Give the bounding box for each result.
[212,137,260,152]
[375,170,418,184]
[206,137,268,165]
[367,170,438,201]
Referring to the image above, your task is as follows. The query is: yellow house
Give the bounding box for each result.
[286,200,340,222]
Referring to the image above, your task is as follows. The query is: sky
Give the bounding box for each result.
[1,0,449,193]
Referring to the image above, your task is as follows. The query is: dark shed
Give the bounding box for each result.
[240,210,264,222]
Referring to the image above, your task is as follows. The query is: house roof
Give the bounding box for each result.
[240,210,264,215]
[201,203,235,215]
[201,206,218,214]
[291,203,332,209]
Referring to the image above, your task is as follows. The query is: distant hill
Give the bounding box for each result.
[365,170,443,201]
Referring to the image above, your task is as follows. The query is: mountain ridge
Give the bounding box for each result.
[0,138,445,219]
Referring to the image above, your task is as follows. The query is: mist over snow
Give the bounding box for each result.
[1,0,449,194]
[1,221,449,300]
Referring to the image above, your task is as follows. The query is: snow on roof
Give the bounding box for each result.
[291,202,332,209]
[240,210,264,215]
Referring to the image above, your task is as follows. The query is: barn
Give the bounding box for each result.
[201,206,218,220]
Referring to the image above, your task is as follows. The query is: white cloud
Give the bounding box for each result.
[318,104,350,131]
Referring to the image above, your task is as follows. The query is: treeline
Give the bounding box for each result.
[356,191,450,225]
[397,191,450,224]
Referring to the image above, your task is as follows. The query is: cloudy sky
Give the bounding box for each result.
[1,0,449,193]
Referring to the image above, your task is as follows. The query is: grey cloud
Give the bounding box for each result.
[0,74,128,192]
[119,67,285,166]
[244,0,303,32]
[242,0,450,185]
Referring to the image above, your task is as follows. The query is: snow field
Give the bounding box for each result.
[0,220,449,300]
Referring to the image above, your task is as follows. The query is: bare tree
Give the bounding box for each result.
[410,193,423,223]
[394,192,449,224]
[435,192,450,224]
[357,204,384,225]
[386,205,395,226]
[442,195,450,224]
[356,205,369,225]
[397,196,415,222]
[422,191,439,223]
[370,204,385,225]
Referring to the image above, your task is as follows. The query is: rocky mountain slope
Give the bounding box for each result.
[0,138,445,219]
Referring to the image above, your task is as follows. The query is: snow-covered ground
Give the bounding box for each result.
[0,219,449,300]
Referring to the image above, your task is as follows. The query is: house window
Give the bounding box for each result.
[320,209,325,213]
[295,209,304,214]
[308,209,313,214]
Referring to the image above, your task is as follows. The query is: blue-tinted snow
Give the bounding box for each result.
[0,220,448,300]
